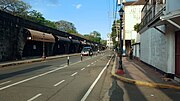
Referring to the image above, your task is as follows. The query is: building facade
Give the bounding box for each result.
[106,34,113,49]
[139,0,180,80]
[123,1,144,56]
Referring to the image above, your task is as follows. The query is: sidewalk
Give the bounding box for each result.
[112,56,180,89]
[0,53,80,68]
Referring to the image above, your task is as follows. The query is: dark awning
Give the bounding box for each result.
[56,36,71,43]
[26,29,55,43]
[72,39,80,44]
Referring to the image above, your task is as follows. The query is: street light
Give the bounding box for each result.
[117,7,124,73]
[42,33,46,60]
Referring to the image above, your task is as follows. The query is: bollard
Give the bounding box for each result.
[81,54,82,61]
[67,56,70,65]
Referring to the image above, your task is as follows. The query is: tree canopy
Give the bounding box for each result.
[55,20,78,34]
[0,0,104,44]
[0,0,31,15]
[84,31,101,43]
[111,20,120,48]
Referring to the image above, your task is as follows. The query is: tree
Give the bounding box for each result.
[55,20,77,34]
[84,31,101,43]
[0,0,31,16]
[111,20,120,48]
[28,10,44,18]
[100,40,107,46]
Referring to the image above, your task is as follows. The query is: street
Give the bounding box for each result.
[0,51,113,101]
[0,51,180,101]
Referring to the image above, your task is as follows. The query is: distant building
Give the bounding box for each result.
[106,34,113,49]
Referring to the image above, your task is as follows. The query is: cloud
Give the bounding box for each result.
[46,4,61,7]
[74,4,82,9]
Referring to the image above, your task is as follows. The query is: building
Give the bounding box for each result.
[138,0,180,80]
[106,34,113,49]
[122,0,144,56]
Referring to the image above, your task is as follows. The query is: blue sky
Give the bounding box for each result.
[22,0,118,40]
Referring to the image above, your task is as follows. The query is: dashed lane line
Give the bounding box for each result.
[54,80,65,87]
[27,93,42,101]
[0,66,66,91]
[81,68,85,71]
[71,72,78,77]
[0,81,11,86]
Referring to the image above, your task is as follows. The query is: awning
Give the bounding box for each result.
[72,39,80,44]
[26,29,55,43]
[56,36,71,43]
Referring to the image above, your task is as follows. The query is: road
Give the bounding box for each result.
[0,51,114,101]
[1,50,180,101]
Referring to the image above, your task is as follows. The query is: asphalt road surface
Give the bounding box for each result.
[0,51,114,101]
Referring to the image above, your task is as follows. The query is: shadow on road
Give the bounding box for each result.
[109,79,124,101]
[0,65,51,80]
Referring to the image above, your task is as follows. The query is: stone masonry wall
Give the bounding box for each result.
[0,18,27,61]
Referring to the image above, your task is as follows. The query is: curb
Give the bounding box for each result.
[111,56,180,90]
[0,53,81,68]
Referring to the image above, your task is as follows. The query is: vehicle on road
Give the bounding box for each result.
[81,47,93,56]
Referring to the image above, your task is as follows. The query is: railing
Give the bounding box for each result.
[138,3,166,32]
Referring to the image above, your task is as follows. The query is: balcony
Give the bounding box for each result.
[138,1,166,33]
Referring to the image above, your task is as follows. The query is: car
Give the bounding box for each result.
[81,47,93,56]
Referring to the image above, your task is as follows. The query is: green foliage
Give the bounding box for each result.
[85,31,101,43]
[100,40,107,46]
[55,20,78,34]
[0,0,31,16]
[111,20,120,48]
[0,0,101,44]
[134,23,140,32]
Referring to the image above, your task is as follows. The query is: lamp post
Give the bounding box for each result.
[42,33,45,60]
[118,7,124,71]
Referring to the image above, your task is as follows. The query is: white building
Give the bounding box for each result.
[122,1,144,57]
[106,34,113,49]
[138,0,180,80]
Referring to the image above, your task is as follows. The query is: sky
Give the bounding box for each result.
[22,0,118,40]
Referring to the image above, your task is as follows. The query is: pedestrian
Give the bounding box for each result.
[130,48,133,59]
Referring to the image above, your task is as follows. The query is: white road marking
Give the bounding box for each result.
[0,81,11,86]
[54,80,65,87]
[81,68,85,71]
[0,66,66,91]
[27,93,42,101]
[0,55,103,91]
[71,72,78,76]
[81,56,112,101]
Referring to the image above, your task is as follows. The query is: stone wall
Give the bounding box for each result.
[0,17,27,61]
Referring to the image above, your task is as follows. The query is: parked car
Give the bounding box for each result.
[81,47,93,56]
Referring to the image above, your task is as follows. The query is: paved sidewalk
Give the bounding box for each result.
[112,56,180,89]
[121,57,180,85]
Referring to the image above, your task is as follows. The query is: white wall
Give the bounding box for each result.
[124,5,143,40]
[140,25,170,73]
[166,0,180,14]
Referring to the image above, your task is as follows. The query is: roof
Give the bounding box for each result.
[123,0,145,6]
